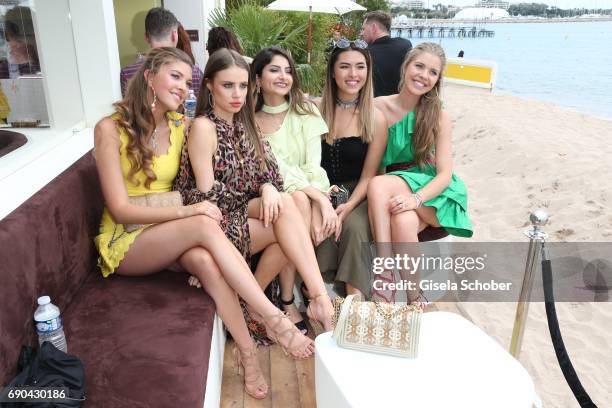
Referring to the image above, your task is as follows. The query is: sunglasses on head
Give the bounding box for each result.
[334,38,368,50]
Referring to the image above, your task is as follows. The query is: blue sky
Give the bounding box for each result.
[431,1,612,8]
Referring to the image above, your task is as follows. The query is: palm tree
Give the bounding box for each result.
[208,1,325,94]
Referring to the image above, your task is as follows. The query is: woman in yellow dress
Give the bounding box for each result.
[93,47,313,399]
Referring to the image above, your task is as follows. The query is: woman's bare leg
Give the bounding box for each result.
[252,243,287,289]
[178,247,267,397]
[370,175,441,303]
[248,194,333,331]
[278,191,311,326]
[117,215,313,358]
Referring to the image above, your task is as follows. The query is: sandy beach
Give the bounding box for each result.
[443,84,612,407]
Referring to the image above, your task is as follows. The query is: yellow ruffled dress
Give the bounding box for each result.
[95,112,185,277]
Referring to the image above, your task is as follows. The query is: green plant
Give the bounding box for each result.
[209,1,307,58]
[209,1,342,95]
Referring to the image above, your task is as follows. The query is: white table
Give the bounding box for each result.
[315,311,539,408]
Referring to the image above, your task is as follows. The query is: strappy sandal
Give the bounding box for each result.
[408,290,430,312]
[300,282,310,308]
[306,292,334,336]
[233,345,268,399]
[281,295,308,335]
[261,311,314,360]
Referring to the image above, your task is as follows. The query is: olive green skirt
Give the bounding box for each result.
[315,191,373,298]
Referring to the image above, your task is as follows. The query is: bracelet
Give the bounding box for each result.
[412,192,423,208]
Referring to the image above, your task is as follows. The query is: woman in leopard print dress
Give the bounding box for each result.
[174,49,334,354]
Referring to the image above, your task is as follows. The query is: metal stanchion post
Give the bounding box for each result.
[509,209,549,358]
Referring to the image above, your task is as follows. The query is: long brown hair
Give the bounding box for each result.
[320,45,374,144]
[250,46,314,115]
[196,48,267,168]
[113,47,192,189]
[176,23,196,64]
[398,42,446,168]
[206,26,244,55]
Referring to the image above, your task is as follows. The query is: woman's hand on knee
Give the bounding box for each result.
[187,201,223,223]
[319,199,339,238]
[260,184,283,227]
[389,194,419,214]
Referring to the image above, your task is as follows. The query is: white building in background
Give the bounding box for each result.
[475,0,510,10]
[407,1,424,9]
[394,14,410,25]
[453,7,510,20]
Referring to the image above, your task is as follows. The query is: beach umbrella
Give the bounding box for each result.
[267,0,366,63]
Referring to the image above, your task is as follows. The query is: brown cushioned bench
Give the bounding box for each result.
[0,152,216,407]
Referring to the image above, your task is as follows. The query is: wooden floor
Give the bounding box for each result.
[220,303,468,408]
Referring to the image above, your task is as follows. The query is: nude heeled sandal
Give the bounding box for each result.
[233,345,268,399]
[306,292,334,336]
[261,312,314,360]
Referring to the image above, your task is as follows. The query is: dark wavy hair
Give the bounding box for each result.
[196,48,267,169]
[206,27,244,56]
[250,46,314,116]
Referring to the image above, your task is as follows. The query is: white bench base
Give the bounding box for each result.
[315,311,539,408]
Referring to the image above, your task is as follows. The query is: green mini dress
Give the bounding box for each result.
[382,111,473,238]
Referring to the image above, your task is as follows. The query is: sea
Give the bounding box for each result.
[392,21,612,120]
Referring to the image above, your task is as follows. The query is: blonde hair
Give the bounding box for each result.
[320,45,374,144]
[398,42,446,168]
[113,47,192,189]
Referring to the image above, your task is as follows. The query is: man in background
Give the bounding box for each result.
[361,11,412,97]
[120,7,202,96]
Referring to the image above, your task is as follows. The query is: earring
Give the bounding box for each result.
[256,83,261,94]
[208,93,215,108]
[151,88,157,111]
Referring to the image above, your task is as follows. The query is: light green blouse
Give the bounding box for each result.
[265,102,330,194]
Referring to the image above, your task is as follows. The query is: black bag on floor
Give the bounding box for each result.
[0,342,85,407]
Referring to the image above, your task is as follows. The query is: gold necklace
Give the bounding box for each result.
[150,121,168,151]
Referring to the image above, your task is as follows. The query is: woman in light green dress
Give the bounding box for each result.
[368,43,473,306]
[251,47,336,333]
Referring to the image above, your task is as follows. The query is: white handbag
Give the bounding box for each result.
[332,294,422,358]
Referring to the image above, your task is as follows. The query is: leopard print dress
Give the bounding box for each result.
[174,110,284,345]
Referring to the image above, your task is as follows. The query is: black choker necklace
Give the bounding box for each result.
[335,96,359,109]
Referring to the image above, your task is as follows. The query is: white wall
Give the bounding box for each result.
[69,0,122,126]
[34,0,85,129]
[164,0,225,70]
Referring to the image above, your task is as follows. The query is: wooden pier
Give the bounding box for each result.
[391,25,495,38]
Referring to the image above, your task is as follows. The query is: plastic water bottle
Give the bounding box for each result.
[7,55,20,79]
[34,296,68,352]
[184,89,197,119]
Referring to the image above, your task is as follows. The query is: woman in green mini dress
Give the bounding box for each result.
[368,42,473,306]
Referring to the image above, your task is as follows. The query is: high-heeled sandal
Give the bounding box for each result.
[306,292,334,336]
[233,345,268,399]
[261,311,314,360]
[281,295,308,335]
[408,290,429,312]
[300,282,310,308]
